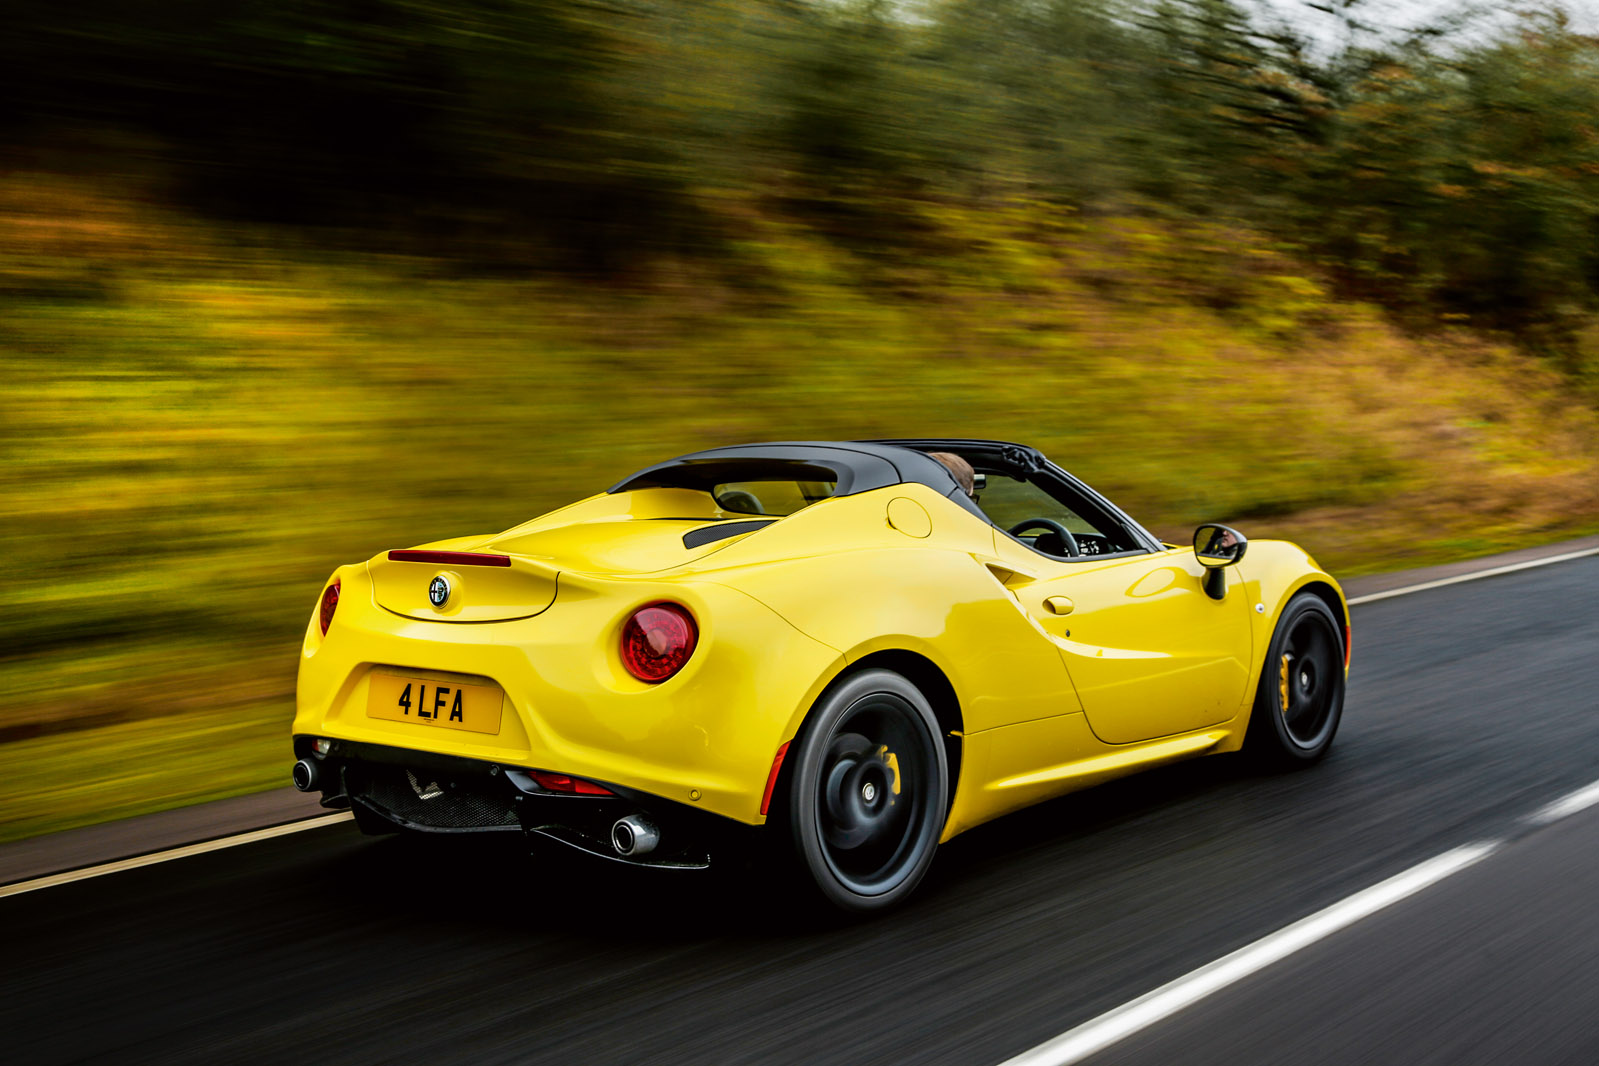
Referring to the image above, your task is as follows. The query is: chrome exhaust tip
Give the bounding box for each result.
[292,758,320,792]
[611,815,660,857]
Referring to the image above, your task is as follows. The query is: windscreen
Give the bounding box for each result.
[974,472,1143,555]
[975,475,1102,535]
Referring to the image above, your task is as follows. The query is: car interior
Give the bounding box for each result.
[934,454,1148,561]
[713,478,838,517]
[661,443,1153,563]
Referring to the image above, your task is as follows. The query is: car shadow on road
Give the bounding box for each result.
[299,750,1308,942]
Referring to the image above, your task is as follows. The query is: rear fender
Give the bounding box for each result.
[714,541,1082,738]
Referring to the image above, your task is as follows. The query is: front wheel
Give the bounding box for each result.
[787,669,948,912]
[1245,593,1346,766]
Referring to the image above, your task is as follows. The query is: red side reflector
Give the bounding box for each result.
[388,550,511,567]
[1344,624,1353,669]
[530,770,614,796]
[760,742,790,817]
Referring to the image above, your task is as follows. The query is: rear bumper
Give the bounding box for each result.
[293,562,842,826]
[295,736,754,868]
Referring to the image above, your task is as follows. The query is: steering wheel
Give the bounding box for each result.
[1008,518,1080,558]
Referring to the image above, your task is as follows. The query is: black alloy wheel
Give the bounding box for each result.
[1246,593,1346,765]
[787,669,948,912]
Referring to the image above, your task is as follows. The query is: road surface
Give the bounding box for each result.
[4,552,1597,1065]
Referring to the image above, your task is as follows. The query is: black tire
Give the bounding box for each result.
[786,669,948,913]
[1245,594,1346,766]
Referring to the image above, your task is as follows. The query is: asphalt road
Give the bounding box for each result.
[1097,803,1599,1066]
[5,555,1598,1066]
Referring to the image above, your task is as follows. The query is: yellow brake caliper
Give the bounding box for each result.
[1279,653,1293,714]
[878,745,902,802]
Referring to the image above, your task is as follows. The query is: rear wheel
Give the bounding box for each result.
[1245,594,1345,766]
[786,669,947,912]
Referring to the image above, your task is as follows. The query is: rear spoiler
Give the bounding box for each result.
[388,550,511,567]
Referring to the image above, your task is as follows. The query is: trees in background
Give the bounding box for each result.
[4,0,1599,352]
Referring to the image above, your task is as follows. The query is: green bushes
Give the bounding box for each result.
[5,1,1599,344]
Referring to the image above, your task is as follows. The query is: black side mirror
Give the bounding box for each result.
[1194,523,1248,599]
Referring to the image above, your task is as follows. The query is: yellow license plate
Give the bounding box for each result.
[367,673,503,735]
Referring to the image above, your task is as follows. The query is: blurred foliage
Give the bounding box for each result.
[5,0,1599,837]
[4,177,1599,840]
[4,0,1599,351]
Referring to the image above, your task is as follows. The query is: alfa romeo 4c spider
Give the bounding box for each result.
[292,439,1349,911]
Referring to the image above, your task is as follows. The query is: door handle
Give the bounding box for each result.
[1043,595,1075,616]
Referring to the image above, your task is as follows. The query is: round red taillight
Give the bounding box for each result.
[620,603,697,682]
[319,579,341,635]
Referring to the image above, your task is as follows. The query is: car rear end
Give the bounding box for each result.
[291,536,841,867]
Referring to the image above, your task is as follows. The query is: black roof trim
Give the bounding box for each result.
[610,438,1143,530]
[860,438,1045,472]
[609,442,949,498]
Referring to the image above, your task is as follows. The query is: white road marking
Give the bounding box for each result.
[1347,546,1599,606]
[1526,778,1599,826]
[0,812,353,899]
[996,843,1499,1066]
[1000,770,1599,1066]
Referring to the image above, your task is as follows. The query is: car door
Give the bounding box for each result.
[1002,545,1254,743]
[977,472,1254,745]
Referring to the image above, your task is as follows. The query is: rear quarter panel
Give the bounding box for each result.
[695,485,1083,739]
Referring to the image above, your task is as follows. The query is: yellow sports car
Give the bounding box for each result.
[292,439,1349,911]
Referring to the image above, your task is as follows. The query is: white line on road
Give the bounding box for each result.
[1526,779,1599,826]
[995,843,1499,1066]
[0,812,353,899]
[999,771,1599,1066]
[1347,546,1599,606]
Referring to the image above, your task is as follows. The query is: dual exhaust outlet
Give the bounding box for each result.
[294,756,659,858]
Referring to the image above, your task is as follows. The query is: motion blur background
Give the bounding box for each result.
[4,0,1599,842]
